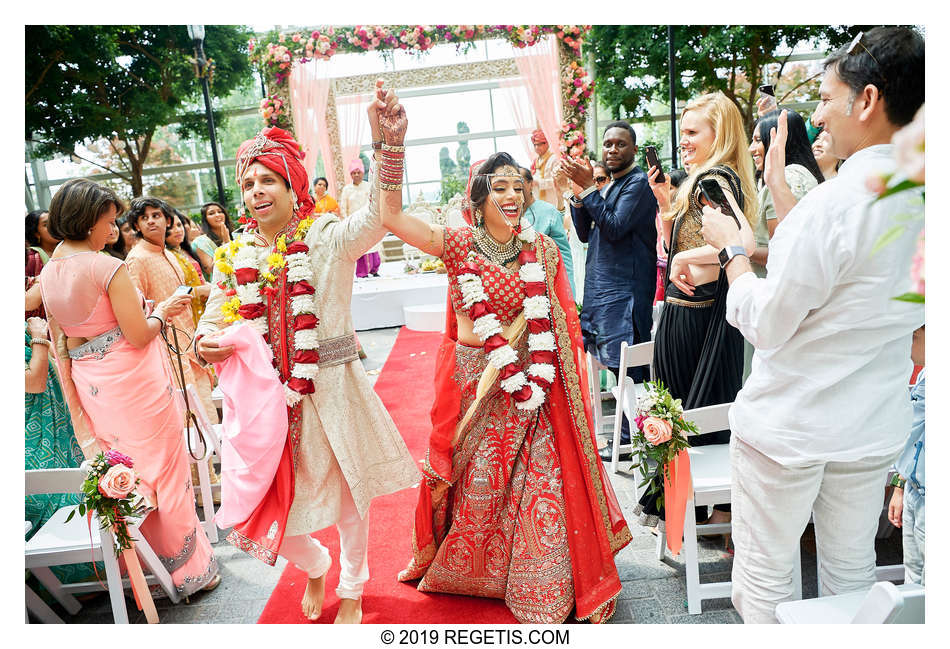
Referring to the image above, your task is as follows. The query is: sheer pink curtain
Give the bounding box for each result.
[288,60,335,192]
[497,80,536,163]
[511,36,563,153]
[336,92,373,179]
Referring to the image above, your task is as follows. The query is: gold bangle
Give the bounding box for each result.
[30,338,51,348]
[380,182,403,191]
[381,143,406,153]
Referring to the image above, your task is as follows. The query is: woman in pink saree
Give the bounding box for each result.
[39,178,220,599]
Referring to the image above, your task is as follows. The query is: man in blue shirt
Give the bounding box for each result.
[563,121,658,460]
[518,166,575,296]
[888,325,925,585]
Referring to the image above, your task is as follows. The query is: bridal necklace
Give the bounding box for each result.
[472,225,521,266]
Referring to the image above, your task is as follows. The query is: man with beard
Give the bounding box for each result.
[563,121,657,461]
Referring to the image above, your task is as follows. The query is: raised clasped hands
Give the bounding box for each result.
[763,109,789,193]
[369,79,407,146]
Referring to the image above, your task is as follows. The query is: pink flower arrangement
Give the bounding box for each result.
[560,122,586,158]
[98,464,137,499]
[259,94,286,127]
[65,450,144,555]
[630,381,696,491]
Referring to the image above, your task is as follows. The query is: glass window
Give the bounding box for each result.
[399,90,494,138]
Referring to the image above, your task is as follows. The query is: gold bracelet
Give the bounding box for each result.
[30,338,51,348]
[381,143,406,153]
[380,182,403,192]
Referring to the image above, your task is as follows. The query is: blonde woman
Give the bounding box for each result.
[637,92,757,533]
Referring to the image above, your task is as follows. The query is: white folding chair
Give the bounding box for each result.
[776,581,924,624]
[585,351,612,438]
[609,340,655,474]
[25,520,66,624]
[174,385,221,543]
[25,468,180,624]
[654,402,802,614]
[211,385,223,411]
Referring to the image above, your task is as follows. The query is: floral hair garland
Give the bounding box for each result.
[214,216,320,406]
[457,217,556,411]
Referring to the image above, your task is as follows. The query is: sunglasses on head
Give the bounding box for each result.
[847,31,887,87]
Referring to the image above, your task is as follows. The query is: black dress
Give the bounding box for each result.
[634,166,745,529]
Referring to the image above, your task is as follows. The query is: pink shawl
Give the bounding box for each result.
[213,323,288,528]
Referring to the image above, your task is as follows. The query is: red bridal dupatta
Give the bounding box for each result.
[401,234,631,620]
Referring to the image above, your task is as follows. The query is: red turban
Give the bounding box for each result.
[530,129,548,145]
[235,127,315,217]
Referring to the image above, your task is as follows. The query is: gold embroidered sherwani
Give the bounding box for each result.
[196,175,419,535]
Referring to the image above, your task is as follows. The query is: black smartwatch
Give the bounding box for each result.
[718,245,748,269]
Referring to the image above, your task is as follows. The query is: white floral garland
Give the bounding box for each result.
[458,217,556,411]
[216,223,320,406]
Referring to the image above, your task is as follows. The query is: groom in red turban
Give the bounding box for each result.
[195,122,419,624]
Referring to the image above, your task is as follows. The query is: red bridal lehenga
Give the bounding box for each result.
[399,226,631,623]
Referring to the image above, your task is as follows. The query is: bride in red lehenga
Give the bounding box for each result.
[369,82,631,624]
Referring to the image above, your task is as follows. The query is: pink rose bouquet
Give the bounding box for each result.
[630,381,697,503]
[65,451,143,555]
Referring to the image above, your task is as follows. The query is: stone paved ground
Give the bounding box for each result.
[57,326,903,624]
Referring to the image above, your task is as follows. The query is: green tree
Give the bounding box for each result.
[26,25,253,197]
[588,25,870,133]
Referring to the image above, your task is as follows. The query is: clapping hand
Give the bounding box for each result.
[561,156,595,192]
[763,109,789,193]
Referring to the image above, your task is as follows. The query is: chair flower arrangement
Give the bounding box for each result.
[65,450,145,554]
[631,381,697,509]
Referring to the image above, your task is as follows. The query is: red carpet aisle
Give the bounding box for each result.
[257,327,517,623]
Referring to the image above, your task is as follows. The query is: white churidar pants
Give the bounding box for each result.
[277,484,369,600]
[729,435,896,623]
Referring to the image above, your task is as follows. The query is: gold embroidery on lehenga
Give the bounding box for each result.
[541,237,633,554]
[414,315,574,623]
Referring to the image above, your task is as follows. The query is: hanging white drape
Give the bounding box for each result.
[510,36,563,153]
[288,59,334,193]
[336,92,373,185]
[496,80,536,165]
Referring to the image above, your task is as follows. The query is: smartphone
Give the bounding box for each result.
[759,84,775,97]
[698,178,741,228]
[644,146,664,183]
[174,285,194,296]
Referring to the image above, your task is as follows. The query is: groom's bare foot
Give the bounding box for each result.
[301,574,326,621]
[334,597,362,624]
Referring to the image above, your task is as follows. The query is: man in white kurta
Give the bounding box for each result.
[699,27,924,623]
[195,127,418,624]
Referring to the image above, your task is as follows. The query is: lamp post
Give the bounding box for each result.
[668,25,678,169]
[187,24,227,206]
